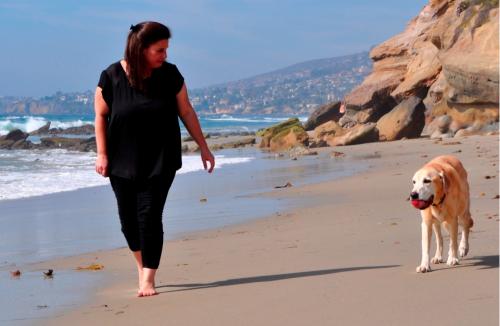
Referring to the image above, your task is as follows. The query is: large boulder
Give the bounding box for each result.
[353,108,376,124]
[303,101,342,131]
[269,126,309,151]
[258,118,308,150]
[48,124,95,135]
[0,129,30,149]
[376,96,426,141]
[11,139,34,149]
[422,114,452,135]
[39,136,96,152]
[314,120,345,140]
[312,120,348,148]
[0,129,29,142]
[328,123,379,146]
[338,113,358,128]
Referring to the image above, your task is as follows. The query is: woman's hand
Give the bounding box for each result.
[176,83,215,173]
[95,153,109,177]
[200,147,215,173]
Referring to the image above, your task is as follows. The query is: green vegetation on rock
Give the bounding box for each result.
[256,118,303,138]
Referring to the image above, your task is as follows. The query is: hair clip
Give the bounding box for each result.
[130,24,139,32]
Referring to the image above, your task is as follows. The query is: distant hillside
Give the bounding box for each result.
[0,52,371,116]
[0,92,94,115]
[190,51,371,115]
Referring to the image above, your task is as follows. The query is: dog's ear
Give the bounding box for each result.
[438,171,448,192]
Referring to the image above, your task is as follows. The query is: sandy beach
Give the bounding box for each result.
[22,135,500,325]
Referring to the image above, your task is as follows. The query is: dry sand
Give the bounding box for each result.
[37,135,498,326]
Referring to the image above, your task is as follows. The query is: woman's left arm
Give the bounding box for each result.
[177,83,215,173]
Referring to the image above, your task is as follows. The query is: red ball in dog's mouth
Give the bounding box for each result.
[411,196,433,210]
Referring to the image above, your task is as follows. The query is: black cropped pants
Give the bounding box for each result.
[109,171,176,269]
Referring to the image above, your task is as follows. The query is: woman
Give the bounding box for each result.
[94,21,215,297]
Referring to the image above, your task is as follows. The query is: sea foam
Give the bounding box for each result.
[0,150,253,201]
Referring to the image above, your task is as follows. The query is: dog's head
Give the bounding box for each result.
[410,167,446,210]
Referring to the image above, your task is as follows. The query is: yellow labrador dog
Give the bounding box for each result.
[410,155,473,273]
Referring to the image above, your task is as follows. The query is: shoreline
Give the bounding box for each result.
[4,135,499,325]
[0,134,258,202]
[0,145,367,267]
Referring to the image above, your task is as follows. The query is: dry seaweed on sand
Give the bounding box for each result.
[75,263,104,271]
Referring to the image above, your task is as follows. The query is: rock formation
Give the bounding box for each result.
[257,118,309,151]
[343,0,498,135]
[303,101,343,131]
[376,96,426,141]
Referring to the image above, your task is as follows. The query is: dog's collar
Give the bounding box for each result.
[432,194,446,207]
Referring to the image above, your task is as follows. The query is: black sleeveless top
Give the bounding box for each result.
[97,61,184,180]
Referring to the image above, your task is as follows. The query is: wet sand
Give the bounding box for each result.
[9,135,500,325]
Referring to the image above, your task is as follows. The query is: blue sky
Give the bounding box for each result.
[0,0,427,97]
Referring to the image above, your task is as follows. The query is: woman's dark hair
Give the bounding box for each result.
[125,21,171,92]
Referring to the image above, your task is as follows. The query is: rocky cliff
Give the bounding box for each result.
[343,0,498,134]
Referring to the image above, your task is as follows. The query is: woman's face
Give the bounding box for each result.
[143,39,169,69]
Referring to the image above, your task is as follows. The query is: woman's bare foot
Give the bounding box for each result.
[138,268,158,297]
[138,280,157,297]
[136,269,157,296]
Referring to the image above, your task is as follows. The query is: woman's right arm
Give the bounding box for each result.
[94,87,110,177]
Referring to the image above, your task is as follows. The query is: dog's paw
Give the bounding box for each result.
[416,264,432,273]
[459,246,469,257]
[431,256,444,264]
[447,257,460,266]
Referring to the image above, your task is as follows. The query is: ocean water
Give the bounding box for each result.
[0,115,93,136]
[0,114,306,201]
[0,114,307,136]
[0,150,253,201]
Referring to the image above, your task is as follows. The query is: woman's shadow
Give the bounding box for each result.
[157,264,399,293]
[158,254,499,293]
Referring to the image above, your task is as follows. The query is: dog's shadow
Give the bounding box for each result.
[435,255,499,272]
[467,255,499,269]
[157,265,399,293]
